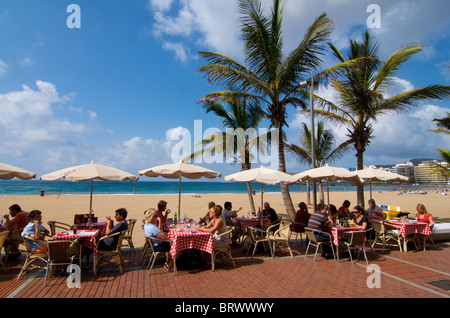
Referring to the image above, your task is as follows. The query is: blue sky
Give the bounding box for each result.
[0,0,449,180]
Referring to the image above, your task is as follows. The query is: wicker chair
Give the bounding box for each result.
[44,240,80,287]
[146,237,170,275]
[47,221,71,237]
[211,228,236,271]
[3,227,26,263]
[122,218,137,250]
[371,220,388,252]
[289,222,307,247]
[0,231,9,272]
[17,235,48,280]
[94,230,126,275]
[247,226,273,259]
[304,227,336,262]
[383,222,404,252]
[422,222,436,251]
[269,220,293,258]
[343,231,371,265]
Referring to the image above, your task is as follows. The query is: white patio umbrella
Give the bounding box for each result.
[40,161,138,221]
[225,165,298,223]
[356,167,409,199]
[138,161,222,216]
[293,165,362,211]
[0,162,36,180]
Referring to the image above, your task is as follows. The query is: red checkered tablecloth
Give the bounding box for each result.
[71,222,107,236]
[168,224,214,258]
[52,229,101,255]
[232,217,271,229]
[331,226,363,246]
[383,220,431,237]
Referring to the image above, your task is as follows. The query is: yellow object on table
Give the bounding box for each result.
[383,210,399,220]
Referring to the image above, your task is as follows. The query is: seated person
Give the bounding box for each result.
[366,199,384,220]
[98,208,128,251]
[413,204,434,250]
[198,201,215,225]
[352,206,368,230]
[22,210,50,254]
[329,204,345,224]
[222,201,242,245]
[156,200,171,231]
[3,204,29,258]
[144,208,177,271]
[307,203,334,259]
[197,205,230,267]
[294,202,310,232]
[262,202,278,224]
[339,200,351,218]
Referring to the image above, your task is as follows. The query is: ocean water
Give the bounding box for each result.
[0,179,406,196]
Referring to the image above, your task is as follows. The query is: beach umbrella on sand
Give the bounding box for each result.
[293,165,362,211]
[39,161,138,221]
[0,162,36,180]
[138,161,222,216]
[224,165,298,223]
[356,167,409,199]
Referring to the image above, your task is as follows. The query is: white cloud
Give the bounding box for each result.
[146,0,450,66]
[0,59,7,76]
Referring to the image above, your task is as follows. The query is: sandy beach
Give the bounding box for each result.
[2,190,449,248]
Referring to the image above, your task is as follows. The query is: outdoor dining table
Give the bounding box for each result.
[232,217,271,229]
[52,229,101,256]
[383,220,431,252]
[71,221,107,236]
[168,223,214,274]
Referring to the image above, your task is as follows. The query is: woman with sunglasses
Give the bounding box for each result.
[352,206,368,230]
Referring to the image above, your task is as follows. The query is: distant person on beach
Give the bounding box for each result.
[22,209,50,254]
[339,200,351,218]
[199,201,215,225]
[99,208,128,251]
[294,202,310,232]
[366,199,384,220]
[144,208,177,271]
[156,200,171,231]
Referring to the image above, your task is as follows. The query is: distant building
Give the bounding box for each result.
[392,162,415,180]
[414,160,449,183]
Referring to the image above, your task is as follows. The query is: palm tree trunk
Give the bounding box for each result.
[356,149,365,209]
[277,126,296,221]
[318,182,324,205]
[245,181,256,214]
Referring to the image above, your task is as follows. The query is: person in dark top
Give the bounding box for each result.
[294,202,310,232]
[99,208,129,251]
[262,202,278,224]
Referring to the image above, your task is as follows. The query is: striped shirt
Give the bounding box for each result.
[307,212,331,233]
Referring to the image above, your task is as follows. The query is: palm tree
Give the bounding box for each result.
[183,95,267,213]
[308,30,450,207]
[196,0,337,220]
[286,121,352,203]
[429,112,450,177]
[430,112,450,134]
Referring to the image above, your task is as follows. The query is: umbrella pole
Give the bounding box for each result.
[89,180,93,223]
[260,184,264,228]
[178,173,182,217]
[327,180,330,215]
[370,181,373,200]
